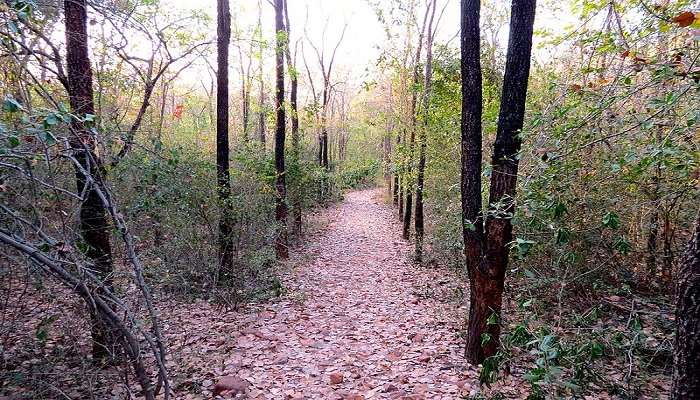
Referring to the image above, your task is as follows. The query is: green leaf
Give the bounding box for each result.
[486,312,499,326]
[41,131,57,145]
[35,314,59,345]
[602,212,620,229]
[511,238,537,259]
[589,341,604,359]
[44,113,58,127]
[555,228,570,244]
[551,201,568,219]
[481,332,493,346]
[614,236,631,254]
[8,136,20,148]
[2,96,22,113]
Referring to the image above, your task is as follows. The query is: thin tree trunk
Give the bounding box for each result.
[216,0,235,283]
[462,0,537,364]
[672,210,700,399]
[385,85,394,197]
[283,1,302,235]
[415,0,437,263]
[236,33,253,143]
[64,0,115,362]
[274,0,289,259]
[399,128,405,221]
[393,128,401,207]
[242,84,250,141]
[257,2,266,147]
[321,86,330,169]
[153,80,168,252]
[403,3,432,240]
[259,80,266,145]
[663,210,674,282]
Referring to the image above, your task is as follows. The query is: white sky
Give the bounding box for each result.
[164,0,575,89]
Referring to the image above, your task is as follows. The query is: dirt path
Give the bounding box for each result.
[204,189,476,399]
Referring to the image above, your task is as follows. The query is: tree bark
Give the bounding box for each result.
[257,1,266,147]
[415,0,437,263]
[274,0,289,259]
[321,85,330,169]
[403,3,432,240]
[461,0,536,364]
[283,0,302,235]
[64,0,115,362]
[672,210,700,400]
[216,0,235,283]
[460,0,486,364]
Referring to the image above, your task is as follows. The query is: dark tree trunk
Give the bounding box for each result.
[216,0,235,283]
[384,135,392,196]
[402,4,431,241]
[647,165,661,277]
[460,0,487,364]
[461,0,536,364]
[394,130,401,208]
[399,128,405,221]
[663,212,674,283]
[274,0,289,259]
[393,173,399,206]
[242,85,250,141]
[321,88,330,169]
[283,0,302,235]
[64,0,115,362]
[415,0,437,263]
[672,211,700,400]
[648,210,659,276]
[259,86,266,145]
[403,188,413,239]
[317,133,323,166]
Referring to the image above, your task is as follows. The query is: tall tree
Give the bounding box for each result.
[257,0,267,146]
[415,0,438,262]
[305,20,347,171]
[402,2,432,240]
[234,19,254,142]
[460,0,537,363]
[283,0,302,234]
[64,0,115,362]
[672,210,700,399]
[274,0,289,259]
[216,0,235,282]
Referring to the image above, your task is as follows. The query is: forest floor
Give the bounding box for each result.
[4,188,672,399]
[164,188,484,399]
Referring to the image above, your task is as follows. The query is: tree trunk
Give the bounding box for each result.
[216,0,235,283]
[321,89,329,170]
[460,0,486,363]
[393,130,400,208]
[672,210,700,399]
[415,0,437,263]
[283,0,302,235]
[274,0,289,259]
[662,211,674,283]
[259,82,266,145]
[257,1,266,147]
[64,0,116,363]
[399,128,405,221]
[461,0,536,364]
[402,3,431,241]
[242,84,250,141]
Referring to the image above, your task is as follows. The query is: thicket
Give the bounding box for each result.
[374,0,698,397]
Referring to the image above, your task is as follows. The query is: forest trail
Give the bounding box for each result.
[212,189,477,399]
